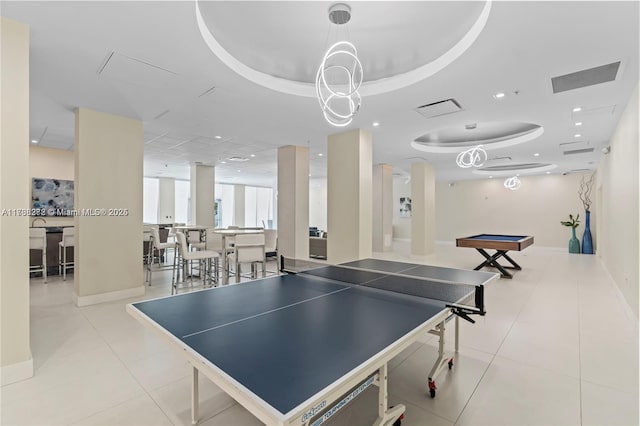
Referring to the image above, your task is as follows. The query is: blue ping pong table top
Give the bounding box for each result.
[465,234,527,241]
[131,269,475,415]
[340,258,497,286]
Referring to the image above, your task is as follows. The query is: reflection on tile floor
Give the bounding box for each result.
[2,244,637,425]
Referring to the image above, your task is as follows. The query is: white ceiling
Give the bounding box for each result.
[3,1,638,186]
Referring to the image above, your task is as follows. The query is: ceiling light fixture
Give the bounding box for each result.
[372,122,380,127]
[533,153,540,157]
[546,171,551,174]
[250,154,256,158]
[31,140,38,144]
[504,175,521,190]
[456,145,487,168]
[315,3,363,127]
[214,135,222,139]
[493,92,506,99]
[318,153,324,157]
[572,107,582,112]
[574,134,581,138]
[575,122,583,126]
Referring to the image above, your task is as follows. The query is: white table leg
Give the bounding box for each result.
[192,367,199,425]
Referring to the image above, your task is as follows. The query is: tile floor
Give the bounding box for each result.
[2,243,638,425]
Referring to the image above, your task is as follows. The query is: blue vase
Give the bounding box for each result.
[582,210,594,254]
[569,227,580,254]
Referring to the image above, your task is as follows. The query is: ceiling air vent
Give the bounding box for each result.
[551,61,621,93]
[563,148,595,155]
[415,99,462,119]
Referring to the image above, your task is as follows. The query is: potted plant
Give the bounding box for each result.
[560,214,581,254]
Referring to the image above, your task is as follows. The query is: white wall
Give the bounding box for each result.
[29,146,74,227]
[309,177,327,231]
[157,178,175,224]
[435,173,594,248]
[597,84,639,317]
[392,176,411,239]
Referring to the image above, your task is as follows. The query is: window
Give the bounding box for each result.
[143,178,159,224]
[245,186,273,228]
[174,180,190,224]
[215,184,234,228]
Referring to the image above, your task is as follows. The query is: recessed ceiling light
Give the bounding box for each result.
[546,171,551,174]
[221,161,226,164]
[318,153,324,157]
[308,174,311,177]
[250,154,255,157]
[572,107,582,112]
[31,140,38,144]
[575,122,583,126]
[372,122,380,127]
[574,134,581,138]
[533,153,540,157]
[237,169,241,172]
[493,92,506,99]
[214,135,222,139]
[489,176,493,179]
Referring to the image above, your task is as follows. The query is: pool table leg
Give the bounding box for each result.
[474,249,513,279]
[501,252,522,270]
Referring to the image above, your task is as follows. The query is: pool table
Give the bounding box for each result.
[456,234,534,278]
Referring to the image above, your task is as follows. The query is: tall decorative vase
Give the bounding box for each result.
[582,210,594,254]
[569,227,580,254]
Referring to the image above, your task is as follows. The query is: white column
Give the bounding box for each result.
[74,108,144,306]
[327,129,373,263]
[373,164,393,252]
[277,145,309,260]
[157,177,175,224]
[233,184,245,227]
[411,162,436,256]
[0,17,33,385]
[189,164,215,226]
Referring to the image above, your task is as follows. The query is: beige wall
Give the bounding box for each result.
[597,85,639,317]
[29,146,74,227]
[0,17,33,384]
[277,145,309,260]
[74,108,144,305]
[189,164,215,226]
[435,172,594,248]
[411,162,436,256]
[327,129,373,263]
[373,164,393,252]
[233,184,245,227]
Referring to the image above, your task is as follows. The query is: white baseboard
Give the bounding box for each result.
[1,357,33,386]
[73,285,145,307]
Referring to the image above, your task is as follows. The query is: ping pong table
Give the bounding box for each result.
[127,258,498,426]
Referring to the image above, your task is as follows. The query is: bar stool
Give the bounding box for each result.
[227,233,266,283]
[29,228,47,282]
[146,226,176,286]
[58,227,74,280]
[172,232,219,295]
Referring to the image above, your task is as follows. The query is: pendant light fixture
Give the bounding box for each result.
[315,3,363,127]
